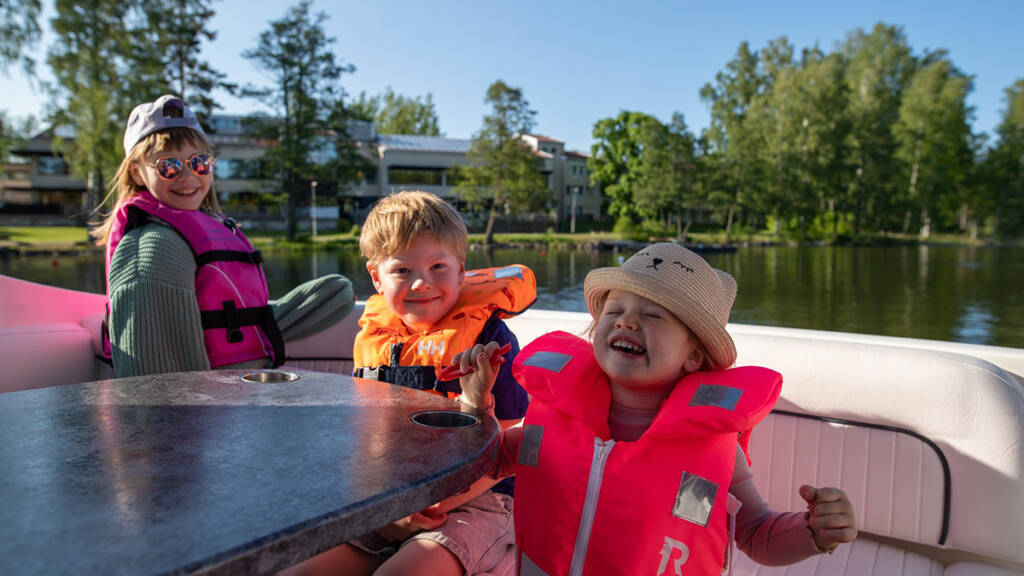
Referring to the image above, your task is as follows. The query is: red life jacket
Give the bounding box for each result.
[353,265,536,392]
[105,191,284,368]
[511,331,781,576]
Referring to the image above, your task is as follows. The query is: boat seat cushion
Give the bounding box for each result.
[282,304,361,375]
[943,562,1024,576]
[0,323,96,393]
[732,537,945,575]
[734,334,1024,565]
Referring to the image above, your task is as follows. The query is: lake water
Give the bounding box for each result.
[4,244,1023,348]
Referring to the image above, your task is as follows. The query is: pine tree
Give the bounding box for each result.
[241,0,355,240]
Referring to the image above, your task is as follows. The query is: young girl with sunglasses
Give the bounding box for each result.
[93,95,355,377]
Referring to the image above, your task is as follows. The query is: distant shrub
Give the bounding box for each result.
[612,215,636,235]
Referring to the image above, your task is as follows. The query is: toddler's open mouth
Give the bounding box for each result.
[610,336,645,355]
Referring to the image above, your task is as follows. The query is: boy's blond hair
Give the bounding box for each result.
[359,191,468,268]
[92,127,219,246]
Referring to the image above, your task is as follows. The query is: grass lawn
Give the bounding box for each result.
[0,226,95,246]
[2,225,1009,249]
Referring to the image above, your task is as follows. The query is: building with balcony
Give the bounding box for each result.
[2,117,602,229]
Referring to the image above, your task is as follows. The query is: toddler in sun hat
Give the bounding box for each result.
[582,241,738,370]
[453,242,858,574]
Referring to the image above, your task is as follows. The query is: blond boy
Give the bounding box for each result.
[288,191,532,576]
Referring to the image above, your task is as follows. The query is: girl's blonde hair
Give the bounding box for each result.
[91,127,220,246]
[359,190,468,268]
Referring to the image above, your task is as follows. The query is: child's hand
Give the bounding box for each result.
[799,485,858,553]
[376,510,448,542]
[451,341,503,412]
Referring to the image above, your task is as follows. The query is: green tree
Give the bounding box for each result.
[1,0,42,75]
[242,0,355,240]
[355,87,441,136]
[347,91,379,122]
[588,110,656,221]
[700,41,766,239]
[455,80,549,244]
[893,58,973,238]
[633,113,699,240]
[141,0,236,123]
[841,23,915,233]
[983,79,1024,237]
[48,0,156,222]
[758,46,850,239]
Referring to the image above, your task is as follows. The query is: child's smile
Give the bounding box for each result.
[369,234,465,332]
[593,290,704,408]
[608,333,646,355]
[131,144,213,212]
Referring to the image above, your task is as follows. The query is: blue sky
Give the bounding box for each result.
[4,0,1022,152]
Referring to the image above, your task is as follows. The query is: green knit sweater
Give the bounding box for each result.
[108,221,354,377]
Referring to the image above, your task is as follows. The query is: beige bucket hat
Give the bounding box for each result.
[584,242,738,370]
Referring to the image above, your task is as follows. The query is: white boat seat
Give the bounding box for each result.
[729,333,1024,574]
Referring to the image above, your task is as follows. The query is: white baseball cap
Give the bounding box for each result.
[122,95,207,154]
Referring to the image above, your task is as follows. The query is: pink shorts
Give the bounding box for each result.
[352,490,514,575]
[407,490,515,575]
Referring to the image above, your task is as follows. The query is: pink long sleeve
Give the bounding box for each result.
[731,445,822,565]
[492,421,522,479]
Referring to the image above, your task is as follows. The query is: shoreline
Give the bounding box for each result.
[3,236,1021,258]
[3,225,1022,257]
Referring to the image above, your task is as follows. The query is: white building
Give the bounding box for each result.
[2,117,603,228]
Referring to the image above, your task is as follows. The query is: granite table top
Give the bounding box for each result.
[0,369,500,575]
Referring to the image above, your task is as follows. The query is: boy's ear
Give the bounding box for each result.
[458,260,465,283]
[367,262,383,293]
[683,346,706,373]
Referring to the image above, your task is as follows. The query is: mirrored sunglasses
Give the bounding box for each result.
[147,153,215,180]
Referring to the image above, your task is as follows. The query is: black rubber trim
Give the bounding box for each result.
[772,409,951,545]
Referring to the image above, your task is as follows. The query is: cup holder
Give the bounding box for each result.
[241,371,300,383]
[410,410,480,429]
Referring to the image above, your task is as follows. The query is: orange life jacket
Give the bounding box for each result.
[511,331,781,576]
[353,265,536,391]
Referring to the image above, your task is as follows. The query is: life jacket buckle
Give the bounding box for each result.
[222,300,244,343]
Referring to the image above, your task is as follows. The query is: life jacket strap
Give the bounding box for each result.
[200,303,286,367]
[353,364,438,390]
[195,249,263,269]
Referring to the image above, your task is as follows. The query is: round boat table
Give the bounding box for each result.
[0,369,500,575]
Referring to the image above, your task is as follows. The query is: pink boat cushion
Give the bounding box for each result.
[0,323,96,392]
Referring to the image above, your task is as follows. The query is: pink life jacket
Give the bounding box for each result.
[105,191,284,368]
[511,331,781,576]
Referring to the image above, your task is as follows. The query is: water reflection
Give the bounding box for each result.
[4,245,1022,348]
